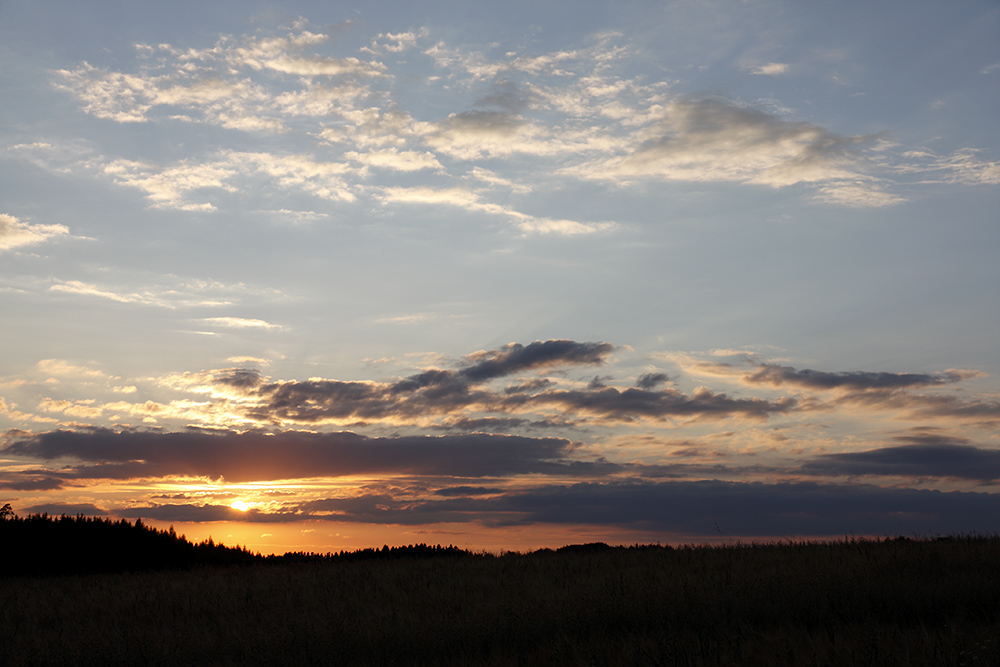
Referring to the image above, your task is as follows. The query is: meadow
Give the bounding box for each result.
[3,515,1000,665]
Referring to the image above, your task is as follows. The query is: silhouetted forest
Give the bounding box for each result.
[0,507,258,575]
[0,505,492,575]
[0,504,650,577]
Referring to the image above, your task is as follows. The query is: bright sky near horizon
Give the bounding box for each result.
[1,0,999,554]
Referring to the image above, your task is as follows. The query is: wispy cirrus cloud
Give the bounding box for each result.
[377,185,615,235]
[37,359,115,381]
[896,147,1000,186]
[48,279,237,308]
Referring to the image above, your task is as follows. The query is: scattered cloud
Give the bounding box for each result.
[37,359,113,380]
[202,317,283,330]
[635,372,670,390]
[0,214,69,251]
[742,364,972,392]
[140,340,797,428]
[570,98,886,202]
[749,63,789,76]
[47,278,271,309]
[41,23,980,218]
[228,356,270,366]
[897,148,1000,186]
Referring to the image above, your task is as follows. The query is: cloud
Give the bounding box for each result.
[117,503,243,522]
[422,108,617,161]
[103,151,355,211]
[20,503,109,517]
[14,472,1000,537]
[228,356,270,365]
[48,279,236,308]
[46,22,945,230]
[749,63,789,76]
[812,181,906,207]
[361,30,427,55]
[53,27,386,130]
[514,386,795,423]
[898,148,1000,186]
[489,480,1000,536]
[901,394,1000,422]
[736,363,996,422]
[165,479,1000,537]
[37,359,110,379]
[460,340,614,382]
[228,30,386,78]
[346,148,442,172]
[202,317,282,330]
[103,158,238,211]
[0,474,66,491]
[378,186,615,235]
[144,340,794,428]
[38,398,104,419]
[0,398,38,423]
[0,214,69,251]
[3,428,610,483]
[669,355,995,423]
[635,372,669,389]
[743,364,970,392]
[422,111,555,159]
[801,442,1000,482]
[570,98,890,204]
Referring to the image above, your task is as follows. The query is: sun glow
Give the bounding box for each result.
[230,500,249,512]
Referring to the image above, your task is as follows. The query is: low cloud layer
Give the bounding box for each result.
[3,428,600,483]
[111,479,1000,539]
[802,443,1000,482]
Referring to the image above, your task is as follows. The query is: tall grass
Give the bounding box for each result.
[3,536,1000,665]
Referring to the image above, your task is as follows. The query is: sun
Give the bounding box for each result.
[230,500,249,512]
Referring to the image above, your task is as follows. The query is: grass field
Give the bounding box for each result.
[4,535,1000,665]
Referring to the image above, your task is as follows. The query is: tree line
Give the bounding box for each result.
[0,505,489,576]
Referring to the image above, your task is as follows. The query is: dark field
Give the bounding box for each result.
[5,534,1000,666]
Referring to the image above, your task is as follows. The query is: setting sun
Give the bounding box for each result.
[230,501,249,512]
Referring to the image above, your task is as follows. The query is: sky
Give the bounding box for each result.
[1,0,999,554]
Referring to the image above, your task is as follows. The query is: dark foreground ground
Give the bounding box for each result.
[4,535,1000,666]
